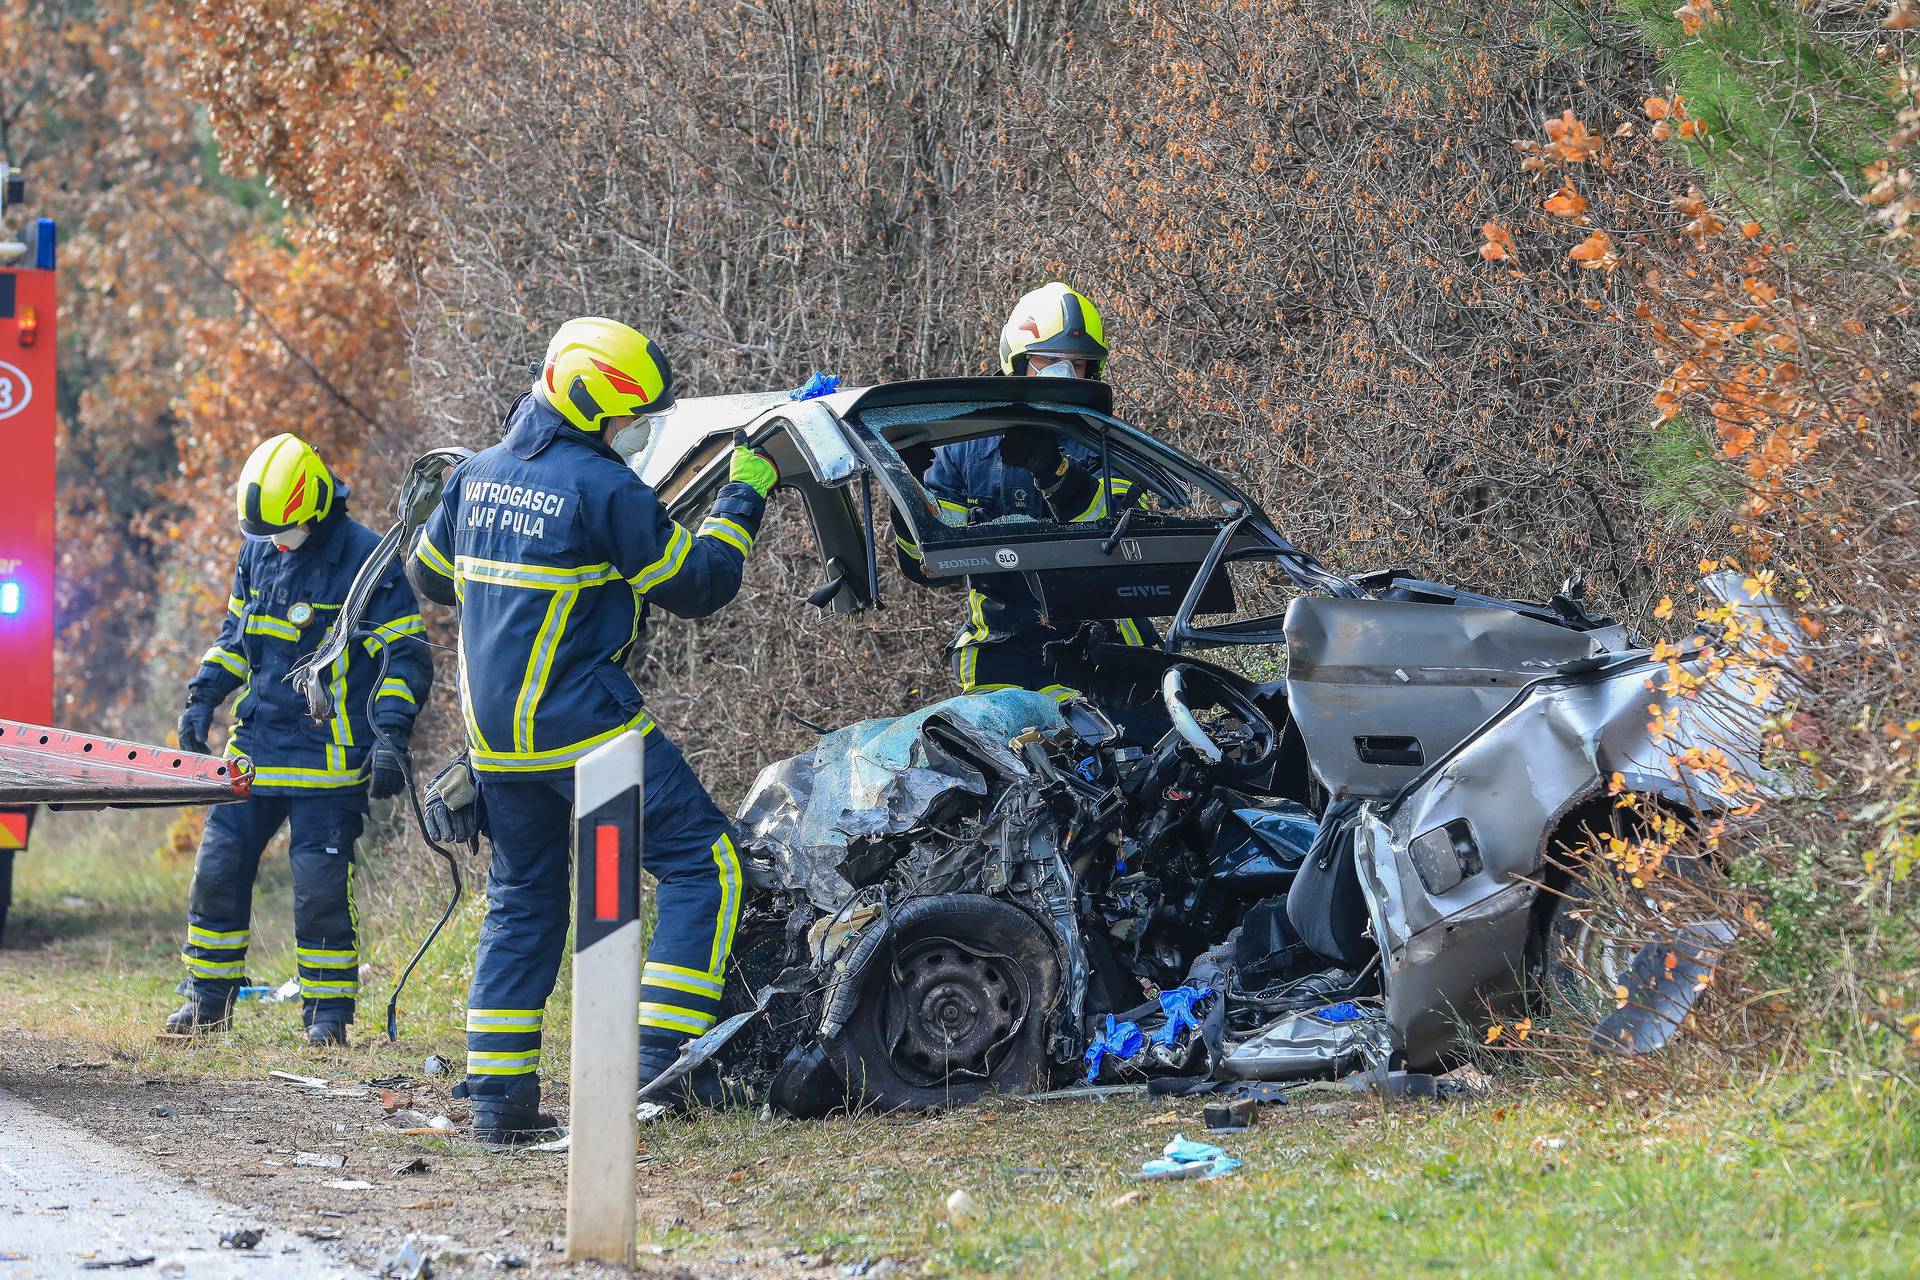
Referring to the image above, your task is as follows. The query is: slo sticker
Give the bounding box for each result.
[994,547,1020,569]
[0,361,31,422]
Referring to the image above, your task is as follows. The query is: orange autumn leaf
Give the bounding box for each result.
[1568,228,1616,269]
[1480,220,1516,261]
[1544,109,1601,162]
[1542,180,1589,220]
[1644,97,1672,120]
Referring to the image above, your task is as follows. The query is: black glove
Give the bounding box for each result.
[998,427,1067,487]
[177,702,215,756]
[423,754,479,844]
[368,742,410,800]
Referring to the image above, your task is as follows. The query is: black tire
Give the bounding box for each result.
[827,894,1061,1113]
[1538,821,1712,1018]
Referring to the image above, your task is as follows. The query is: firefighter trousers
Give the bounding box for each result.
[462,728,742,1097]
[180,791,365,1025]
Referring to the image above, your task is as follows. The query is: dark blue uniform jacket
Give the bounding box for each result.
[409,395,766,777]
[189,501,430,797]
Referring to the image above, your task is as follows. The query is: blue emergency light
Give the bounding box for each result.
[0,581,20,616]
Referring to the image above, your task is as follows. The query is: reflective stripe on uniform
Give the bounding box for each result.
[699,516,754,556]
[708,835,742,978]
[466,1009,544,1032]
[513,587,581,753]
[296,945,357,964]
[188,924,249,948]
[183,955,246,977]
[299,977,359,996]
[628,523,692,594]
[468,708,655,773]
[1116,618,1145,646]
[244,614,301,641]
[363,614,428,654]
[1039,684,1081,703]
[226,595,245,617]
[467,1048,540,1076]
[250,764,366,790]
[642,962,725,997]
[456,556,620,590]
[416,535,455,580]
[202,646,247,678]
[636,1002,718,1036]
[377,676,417,705]
[895,532,923,562]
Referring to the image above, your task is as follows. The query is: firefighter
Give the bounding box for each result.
[406,317,775,1143]
[897,282,1156,698]
[167,433,430,1046]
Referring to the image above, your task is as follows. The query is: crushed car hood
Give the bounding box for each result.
[737,690,1066,912]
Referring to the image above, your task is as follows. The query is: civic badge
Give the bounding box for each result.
[288,602,315,628]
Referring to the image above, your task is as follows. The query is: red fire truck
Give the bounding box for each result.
[0,164,58,880]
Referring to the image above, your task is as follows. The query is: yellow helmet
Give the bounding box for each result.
[998,282,1109,378]
[236,433,336,537]
[534,317,676,433]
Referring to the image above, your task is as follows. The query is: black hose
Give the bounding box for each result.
[359,631,466,1042]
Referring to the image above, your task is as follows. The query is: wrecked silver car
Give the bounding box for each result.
[621,376,1785,1113]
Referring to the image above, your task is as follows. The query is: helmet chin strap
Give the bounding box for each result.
[274,524,312,552]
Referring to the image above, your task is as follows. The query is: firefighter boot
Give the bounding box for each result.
[306,1015,349,1047]
[459,1078,561,1147]
[637,1031,727,1114]
[163,991,236,1036]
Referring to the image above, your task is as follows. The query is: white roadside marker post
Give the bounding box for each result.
[566,730,644,1264]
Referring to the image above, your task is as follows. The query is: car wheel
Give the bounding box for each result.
[827,893,1061,1112]
[1541,853,1712,1017]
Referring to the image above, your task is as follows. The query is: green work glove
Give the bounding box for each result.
[729,445,778,498]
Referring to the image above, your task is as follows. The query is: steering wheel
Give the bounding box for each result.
[1160,663,1280,778]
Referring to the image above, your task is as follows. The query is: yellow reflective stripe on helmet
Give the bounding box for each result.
[467,1049,540,1075]
[377,676,417,706]
[895,532,924,562]
[636,1004,718,1036]
[1116,618,1145,646]
[699,516,754,556]
[468,709,655,773]
[629,523,692,594]
[416,535,455,580]
[202,646,247,678]
[188,924,249,947]
[643,962,726,995]
[455,555,620,590]
[250,764,366,789]
[708,835,742,977]
[244,614,301,641]
[513,587,580,753]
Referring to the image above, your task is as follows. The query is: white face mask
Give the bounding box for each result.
[273,525,312,552]
[609,419,653,460]
[609,404,674,461]
[1033,358,1079,379]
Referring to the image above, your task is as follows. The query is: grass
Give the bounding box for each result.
[4,806,1919,1277]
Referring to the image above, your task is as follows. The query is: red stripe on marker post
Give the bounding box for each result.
[593,823,619,921]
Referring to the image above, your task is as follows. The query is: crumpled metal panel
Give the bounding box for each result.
[736,691,1065,912]
[0,718,252,807]
[1217,1001,1393,1079]
[1354,571,1797,1068]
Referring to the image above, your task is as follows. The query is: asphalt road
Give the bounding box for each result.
[0,1084,354,1278]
